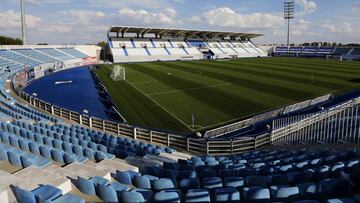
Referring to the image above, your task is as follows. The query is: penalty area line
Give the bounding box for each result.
[125,80,193,131]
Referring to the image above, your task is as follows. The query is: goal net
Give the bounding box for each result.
[110,65,126,81]
[326,55,343,61]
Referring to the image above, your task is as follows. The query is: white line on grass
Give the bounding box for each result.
[126,80,194,131]
[131,80,159,85]
[146,82,231,96]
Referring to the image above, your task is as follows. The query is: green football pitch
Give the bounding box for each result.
[96,57,360,134]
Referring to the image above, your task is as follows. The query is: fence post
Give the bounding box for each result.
[206,140,209,155]
[150,131,153,143]
[167,134,170,147]
[60,108,63,118]
[69,112,72,121]
[102,120,106,131]
[231,139,234,154]
[117,124,120,136]
[79,115,82,125]
[51,105,54,115]
[254,137,257,149]
[89,117,92,128]
[133,128,137,140]
[187,138,190,151]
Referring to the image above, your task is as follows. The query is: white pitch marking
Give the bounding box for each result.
[146,83,231,96]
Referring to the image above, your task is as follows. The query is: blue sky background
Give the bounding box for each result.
[0,0,359,45]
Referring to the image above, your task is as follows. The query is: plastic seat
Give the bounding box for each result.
[269,174,289,185]
[76,176,95,195]
[0,146,8,161]
[270,185,300,202]
[179,178,200,191]
[32,184,62,201]
[202,177,223,189]
[326,198,356,203]
[133,176,151,189]
[224,177,245,189]
[116,171,132,185]
[51,149,65,164]
[39,146,52,159]
[185,189,210,203]
[18,139,30,151]
[8,151,22,167]
[29,142,40,155]
[245,176,268,187]
[83,148,95,160]
[154,178,176,191]
[120,191,146,203]
[50,193,85,203]
[243,187,270,203]
[131,188,153,202]
[317,178,350,199]
[95,184,118,202]
[214,187,241,203]
[297,182,317,200]
[63,153,76,164]
[154,189,181,203]
[179,170,197,179]
[90,176,110,186]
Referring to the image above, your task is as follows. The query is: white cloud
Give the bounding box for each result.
[296,0,317,15]
[117,8,178,25]
[61,10,105,25]
[320,22,354,34]
[0,10,42,29]
[89,0,172,9]
[187,7,283,29]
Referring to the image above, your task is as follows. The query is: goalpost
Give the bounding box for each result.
[326,55,343,61]
[110,65,126,81]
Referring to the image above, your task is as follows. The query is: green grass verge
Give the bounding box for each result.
[95,57,360,134]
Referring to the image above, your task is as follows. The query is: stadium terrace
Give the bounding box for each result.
[0,16,359,203]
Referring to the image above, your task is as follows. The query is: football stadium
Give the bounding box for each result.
[0,0,360,202]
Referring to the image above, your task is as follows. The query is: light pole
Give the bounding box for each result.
[20,0,28,45]
[284,1,294,46]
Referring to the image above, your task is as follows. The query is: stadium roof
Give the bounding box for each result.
[108,26,264,39]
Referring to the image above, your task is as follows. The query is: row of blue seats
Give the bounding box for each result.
[0,100,43,121]
[74,170,360,202]
[15,102,59,122]
[11,184,84,203]
[0,132,89,165]
[0,122,114,163]
[0,143,52,168]
[0,105,23,119]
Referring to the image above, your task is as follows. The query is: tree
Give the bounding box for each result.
[97,41,107,47]
[0,35,23,45]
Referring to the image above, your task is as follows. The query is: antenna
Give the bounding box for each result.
[20,0,28,45]
[284,0,294,46]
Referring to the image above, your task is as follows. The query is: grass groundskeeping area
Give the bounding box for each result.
[96,57,360,134]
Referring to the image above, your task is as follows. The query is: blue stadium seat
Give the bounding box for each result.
[213,187,241,203]
[202,177,223,189]
[243,187,270,203]
[154,178,176,191]
[154,189,181,203]
[95,184,118,202]
[223,177,245,189]
[270,185,300,202]
[133,176,152,189]
[120,191,147,203]
[179,178,200,190]
[185,189,210,203]
[76,176,96,195]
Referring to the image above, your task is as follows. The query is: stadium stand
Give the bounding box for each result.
[36,48,75,60]
[0,27,359,203]
[333,47,352,55]
[108,26,266,63]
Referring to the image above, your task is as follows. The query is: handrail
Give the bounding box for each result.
[10,66,272,155]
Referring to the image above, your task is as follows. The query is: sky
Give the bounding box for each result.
[0,0,359,45]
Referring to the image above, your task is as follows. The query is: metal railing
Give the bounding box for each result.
[271,98,360,145]
[11,72,270,155]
